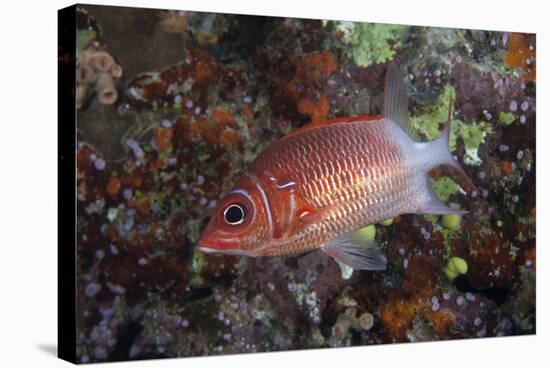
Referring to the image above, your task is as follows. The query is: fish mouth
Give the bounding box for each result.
[198,246,220,254]
[198,246,255,257]
[197,236,254,256]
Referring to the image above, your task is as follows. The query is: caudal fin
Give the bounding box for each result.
[429,118,477,193]
[414,101,476,216]
[417,175,469,215]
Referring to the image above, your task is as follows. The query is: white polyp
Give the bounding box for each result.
[78,63,98,84]
[95,72,118,105]
[91,51,115,72]
[110,63,123,78]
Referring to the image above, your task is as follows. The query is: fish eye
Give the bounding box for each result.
[223,204,246,225]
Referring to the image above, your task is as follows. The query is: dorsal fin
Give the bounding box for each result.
[383,62,415,138]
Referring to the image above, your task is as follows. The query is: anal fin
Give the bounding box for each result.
[322,232,387,271]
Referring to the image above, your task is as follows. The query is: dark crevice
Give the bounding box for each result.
[109,321,142,361]
[181,287,213,304]
[454,275,511,306]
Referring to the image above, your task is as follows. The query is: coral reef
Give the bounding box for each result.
[74,6,536,363]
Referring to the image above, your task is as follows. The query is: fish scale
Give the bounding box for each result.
[252,119,417,256]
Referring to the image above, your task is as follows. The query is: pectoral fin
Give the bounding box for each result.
[322,232,387,271]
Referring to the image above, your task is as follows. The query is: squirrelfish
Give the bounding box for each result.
[198,64,473,270]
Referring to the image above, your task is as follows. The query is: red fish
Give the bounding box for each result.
[198,64,474,270]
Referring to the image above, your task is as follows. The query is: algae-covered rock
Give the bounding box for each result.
[333,21,408,68]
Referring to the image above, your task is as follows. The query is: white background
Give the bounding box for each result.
[0,0,546,366]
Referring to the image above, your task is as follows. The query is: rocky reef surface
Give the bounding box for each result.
[74,5,535,363]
